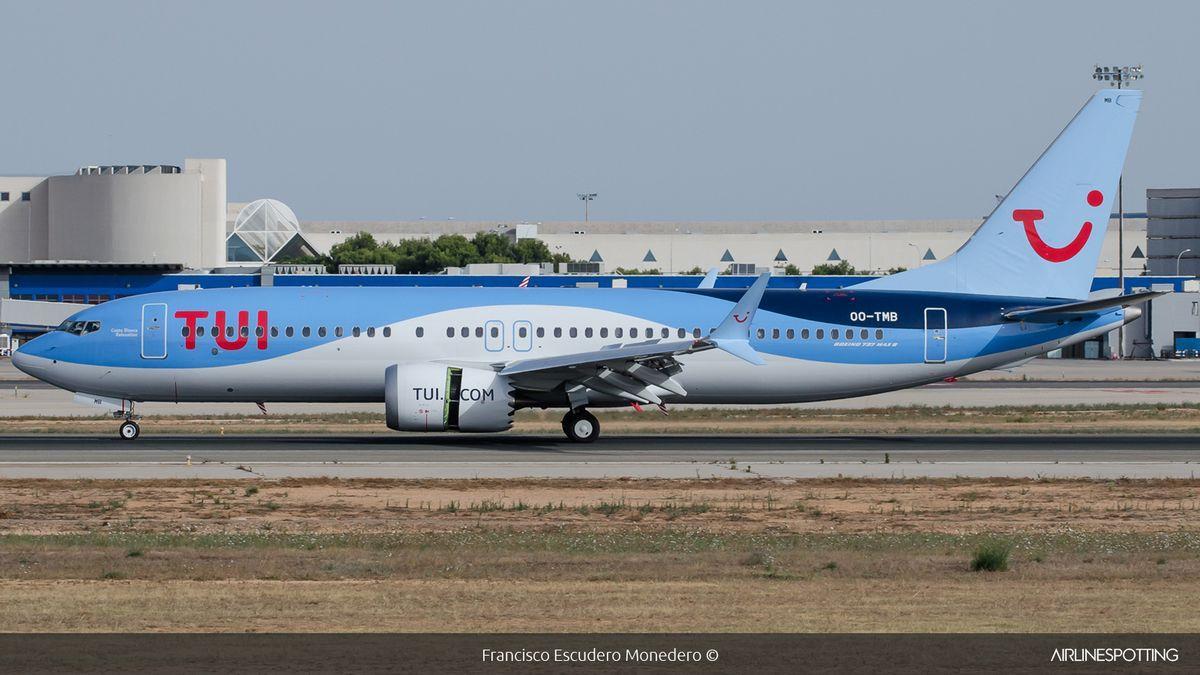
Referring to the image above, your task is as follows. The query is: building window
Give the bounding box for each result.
[20,192,30,201]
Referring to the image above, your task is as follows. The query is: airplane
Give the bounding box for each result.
[13,88,1155,442]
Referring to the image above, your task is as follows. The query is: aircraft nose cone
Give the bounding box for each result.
[1123,306,1142,323]
[10,346,36,376]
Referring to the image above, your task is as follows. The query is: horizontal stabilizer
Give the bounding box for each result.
[1003,290,1164,322]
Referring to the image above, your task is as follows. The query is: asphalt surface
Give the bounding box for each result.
[1,433,1197,479]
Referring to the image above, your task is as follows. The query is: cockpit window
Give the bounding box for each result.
[56,319,101,336]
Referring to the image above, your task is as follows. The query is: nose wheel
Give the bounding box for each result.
[561,408,599,443]
[118,420,141,440]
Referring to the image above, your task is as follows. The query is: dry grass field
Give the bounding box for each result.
[1,477,1198,632]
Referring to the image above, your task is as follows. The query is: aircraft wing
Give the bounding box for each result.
[1003,290,1164,322]
[494,272,772,405]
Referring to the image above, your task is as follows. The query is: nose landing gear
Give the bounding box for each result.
[118,420,141,440]
[114,403,141,440]
[561,408,599,443]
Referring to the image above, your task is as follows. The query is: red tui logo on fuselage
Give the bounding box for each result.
[174,310,269,350]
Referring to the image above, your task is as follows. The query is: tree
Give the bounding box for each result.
[783,264,801,275]
[680,266,704,275]
[285,230,574,274]
[885,266,907,275]
[810,260,858,275]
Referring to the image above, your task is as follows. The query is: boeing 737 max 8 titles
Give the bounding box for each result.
[13,89,1155,441]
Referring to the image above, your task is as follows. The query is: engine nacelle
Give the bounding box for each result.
[385,363,514,432]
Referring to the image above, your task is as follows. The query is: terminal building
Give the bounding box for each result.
[1,157,1198,360]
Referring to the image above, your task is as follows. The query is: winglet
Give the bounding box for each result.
[697,267,719,289]
[708,271,771,365]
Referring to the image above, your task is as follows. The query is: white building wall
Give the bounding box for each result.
[186,158,228,269]
[0,177,49,263]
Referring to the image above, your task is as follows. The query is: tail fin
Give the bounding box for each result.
[862,89,1141,300]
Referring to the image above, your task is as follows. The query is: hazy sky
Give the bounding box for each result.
[2,1,1196,221]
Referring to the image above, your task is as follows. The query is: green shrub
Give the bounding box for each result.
[970,541,1011,572]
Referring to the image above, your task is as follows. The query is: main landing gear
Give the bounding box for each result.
[561,408,600,443]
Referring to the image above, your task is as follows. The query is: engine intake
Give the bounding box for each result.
[385,363,514,432]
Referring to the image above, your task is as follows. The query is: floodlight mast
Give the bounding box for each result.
[577,193,597,222]
[1092,65,1143,358]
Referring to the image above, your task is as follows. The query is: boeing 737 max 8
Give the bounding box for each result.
[13,89,1155,442]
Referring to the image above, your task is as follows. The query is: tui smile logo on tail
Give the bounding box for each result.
[1015,190,1103,263]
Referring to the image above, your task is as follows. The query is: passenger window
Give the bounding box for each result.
[302,327,311,337]
[661,328,669,338]
[415,327,424,338]
[585,328,594,338]
[286,327,295,337]
[816,329,824,339]
[599,328,608,338]
[256,326,265,338]
[353,327,361,337]
[318,327,327,337]
[383,327,392,338]
[226,326,234,338]
[832,329,839,340]
[693,328,701,338]
[367,327,376,337]
[199,326,207,337]
[614,328,623,339]
[678,328,686,338]
[554,327,562,338]
[490,326,500,338]
[461,327,469,338]
[756,328,765,339]
[476,327,483,338]
[569,327,578,338]
[240,326,249,338]
[786,328,795,339]
[181,326,190,337]
[335,327,344,337]
[875,329,884,340]
[269,327,278,337]
[860,329,868,340]
[446,327,454,338]
[772,328,780,339]
[518,326,528,338]
[630,328,638,338]
[536,327,545,338]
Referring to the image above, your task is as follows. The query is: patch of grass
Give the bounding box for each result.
[125,549,143,558]
[971,540,1012,572]
[244,486,259,497]
[822,561,838,571]
[264,501,282,512]
[101,571,126,580]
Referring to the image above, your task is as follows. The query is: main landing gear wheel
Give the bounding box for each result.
[118,420,141,440]
[562,409,599,443]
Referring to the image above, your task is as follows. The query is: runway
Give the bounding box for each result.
[2,433,1197,479]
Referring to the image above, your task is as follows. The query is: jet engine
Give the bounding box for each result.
[384,363,514,432]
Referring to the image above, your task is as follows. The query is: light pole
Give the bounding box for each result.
[1177,249,1191,277]
[1092,64,1143,358]
[577,193,597,223]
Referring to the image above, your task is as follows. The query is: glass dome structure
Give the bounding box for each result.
[226,199,317,264]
